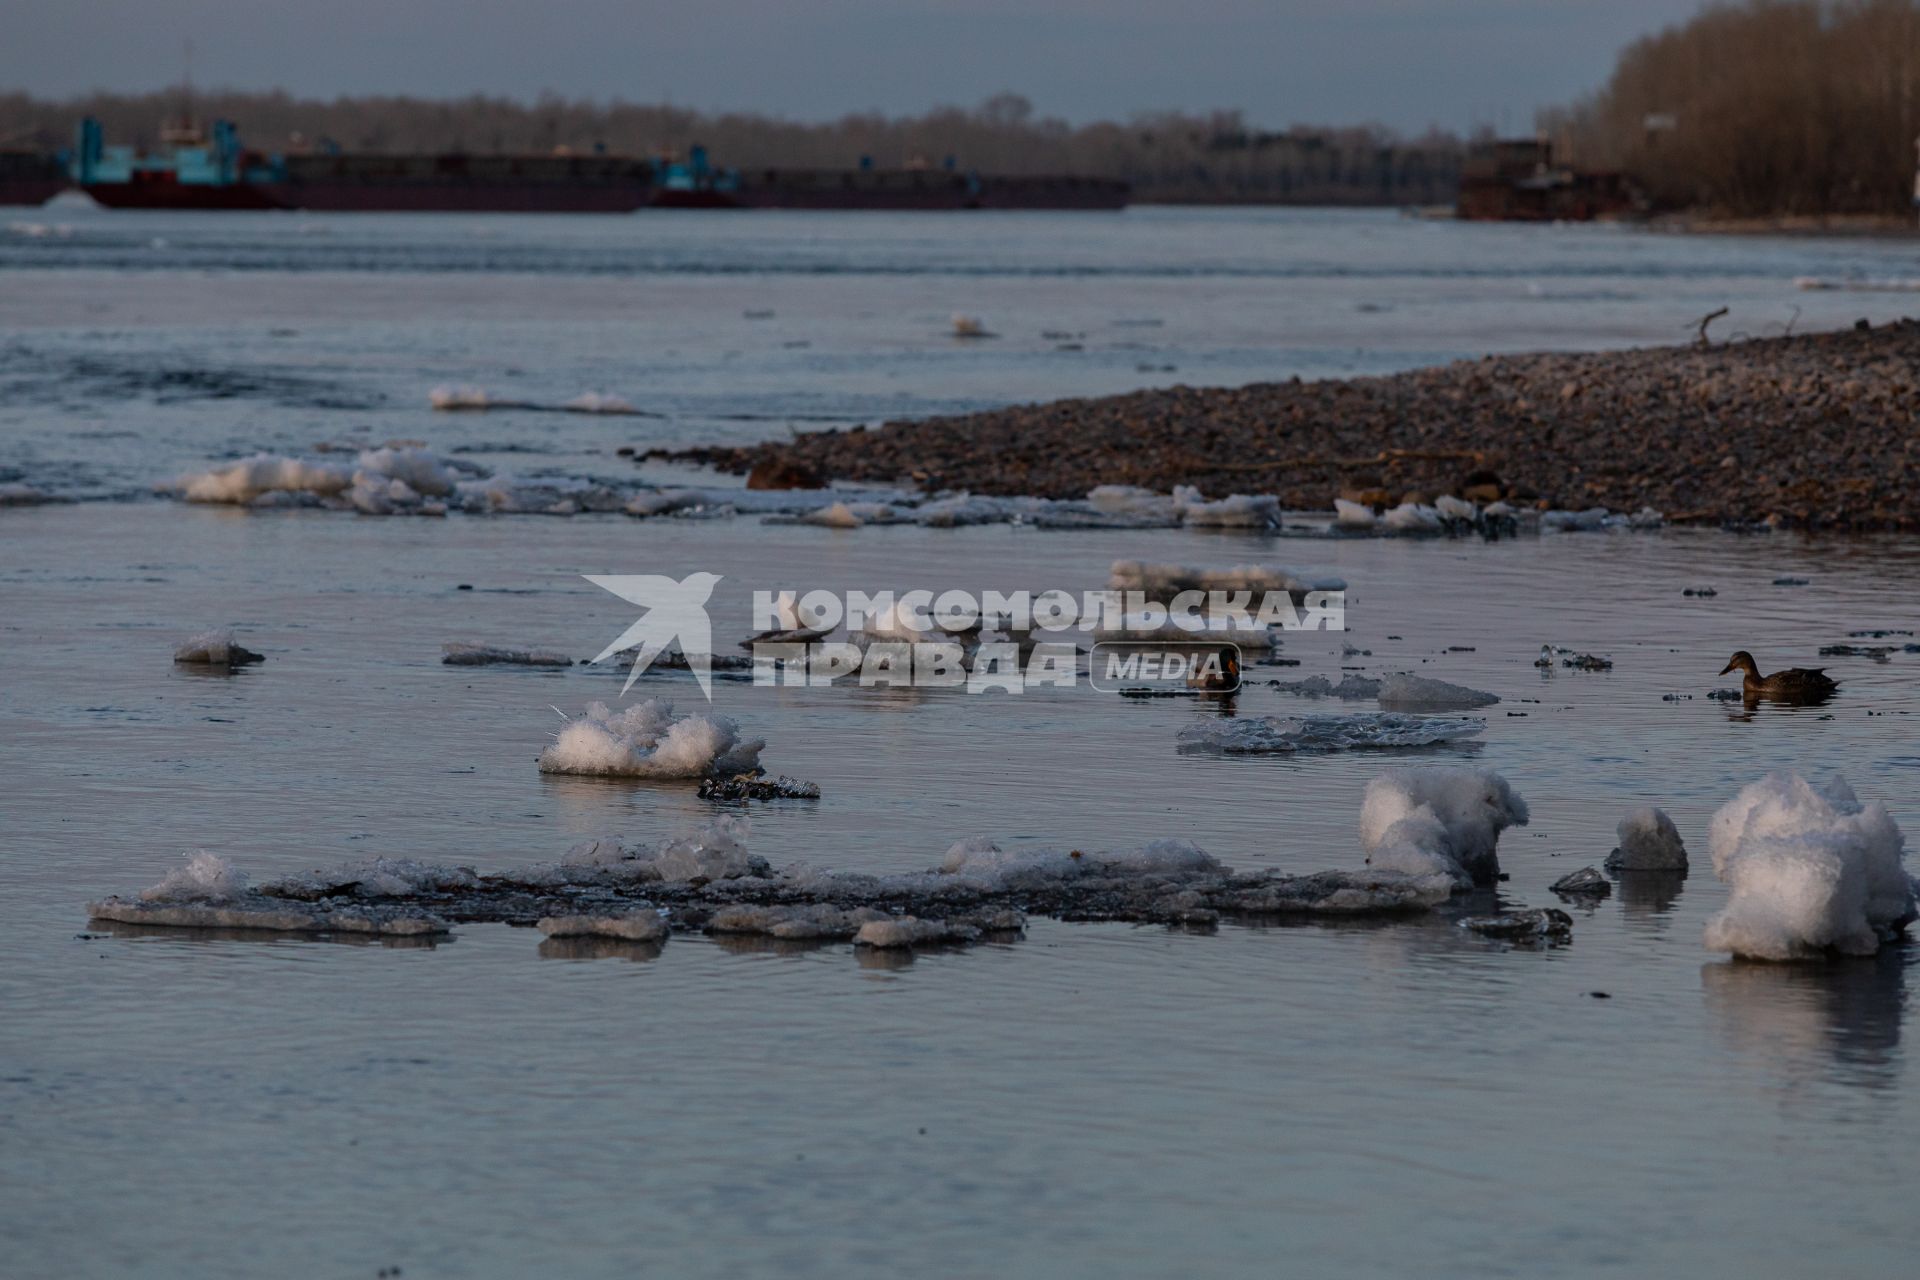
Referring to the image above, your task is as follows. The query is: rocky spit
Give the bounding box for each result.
[676,323,1920,531]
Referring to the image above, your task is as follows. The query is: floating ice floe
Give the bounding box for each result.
[1107,559,1346,604]
[1460,907,1572,943]
[0,481,58,506]
[1383,501,1444,534]
[1333,498,1377,530]
[173,628,265,668]
[441,642,574,667]
[697,774,822,801]
[1794,275,1920,292]
[142,850,248,902]
[173,447,470,514]
[537,699,765,779]
[1172,485,1281,529]
[537,911,667,942]
[1375,673,1499,710]
[1360,765,1531,889]
[1268,674,1383,699]
[1330,496,1661,539]
[563,392,640,415]
[1703,773,1915,960]
[1178,712,1484,756]
[87,851,450,936]
[1607,807,1688,871]
[1087,485,1183,526]
[429,385,495,411]
[89,814,1466,949]
[1550,867,1611,897]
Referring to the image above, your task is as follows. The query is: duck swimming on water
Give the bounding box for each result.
[1719,651,1838,700]
[1188,645,1242,693]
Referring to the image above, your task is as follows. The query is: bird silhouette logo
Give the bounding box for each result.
[584,572,723,700]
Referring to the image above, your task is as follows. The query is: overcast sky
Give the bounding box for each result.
[1,0,1704,134]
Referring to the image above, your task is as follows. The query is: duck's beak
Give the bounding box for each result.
[1718,661,1736,676]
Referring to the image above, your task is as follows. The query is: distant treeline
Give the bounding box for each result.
[0,90,1465,206]
[1543,0,1920,216]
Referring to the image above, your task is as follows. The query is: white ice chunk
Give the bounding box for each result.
[178,454,353,504]
[1333,498,1377,529]
[1359,766,1530,888]
[429,385,492,410]
[172,628,261,666]
[1382,502,1443,533]
[1087,485,1181,523]
[141,850,248,902]
[1704,772,1915,960]
[536,699,765,779]
[1541,507,1611,532]
[1175,490,1282,529]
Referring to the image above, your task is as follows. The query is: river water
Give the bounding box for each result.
[3,205,1918,1277]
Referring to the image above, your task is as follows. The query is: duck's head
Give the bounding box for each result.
[1719,650,1759,677]
[1219,645,1241,679]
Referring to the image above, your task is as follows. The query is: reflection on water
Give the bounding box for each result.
[1702,952,1910,1091]
[1617,870,1689,917]
[93,919,451,950]
[536,934,665,963]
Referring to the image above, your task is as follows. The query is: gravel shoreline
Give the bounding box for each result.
[673,322,1920,531]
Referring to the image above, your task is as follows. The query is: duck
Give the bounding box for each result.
[1188,645,1242,693]
[1718,650,1838,700]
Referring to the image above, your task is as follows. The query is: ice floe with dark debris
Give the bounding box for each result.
[1703,772,1915,960]
[1269,673,1383,699]
[1177,712,1484,756]
[173,628,265,668]
[90,812,1465,949]
[1460,907,1572,944]
[536,699,766,779]
[1550,867,1611,898]
[87,899,452,936]
[441,642,574,667]
[697,773,822,801]
[1607,807,1688,871]
[87,851,451,935]
[0,481,61,506]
